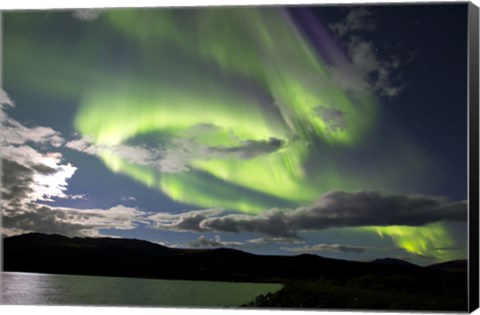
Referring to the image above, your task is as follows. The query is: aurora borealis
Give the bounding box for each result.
[1,4,469,265]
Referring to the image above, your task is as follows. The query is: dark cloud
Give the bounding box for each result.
[1,150,77,205]
[29,163,58,175]
[288,191,466,230]
[1,159,35,209]
[201,209,295,237]
[283,243,367,254]
[209,137,285,159]
[152,191,466,238]
[2,206,87,237]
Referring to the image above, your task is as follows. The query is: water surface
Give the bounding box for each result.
[1,272,282,307]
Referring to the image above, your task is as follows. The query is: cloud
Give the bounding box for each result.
[330,37,405,97]
[314,107,347,132]
[1,120,64,147]
[1,113,64,149]
[72,9,104,22]
[148,209,225,232]
[150,239,182,248]
[1,93,71,201]
[155,138,202,173]
[66,136,194,173]
[1,151,77,206]
[282,243,367,254]
[247,237,304,245]
[66,137,163,167]
[290,191,466,228]
[329,8,376,38]
[1,111,77,207]
[67,133,286,174]
[1,159,35,210]
[1,90,63,147]
[156,136,286,172]
[1,203,148,237]
[0,89,14,109]
[329,9,412,97]
[0,91,148,238]
[200,209,295,237]
[1,147,146,238]
[345,37,405,97]
[188,235,303,250]
[189,235,244,248]
[147,191,466,238]
[208,137,285,159]
[66,194,87,200]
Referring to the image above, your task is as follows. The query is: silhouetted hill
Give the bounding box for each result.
[2,232,468,311]
[371,258,419,268]
[427,260,468,273]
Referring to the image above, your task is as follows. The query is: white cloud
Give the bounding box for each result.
[0,89,14,109]
[148,208,224,232]
[1,157,78,213]
[60,204,149,232]
[151,239,181,248]
[247,237,304,245]
[329,8,376,38]
[314,107,347,132]
[31,158,77,202]
[189,235,244,248]
[1,203,149,237]
[66,132,286,175]
[1,96,79,206]
[1,90,62,147]
[66,137,163,166]
[72,9,104,22]
[67,194,87,200]
[1,119,64,147]
[66,136,192,173]
[329,9,412,97]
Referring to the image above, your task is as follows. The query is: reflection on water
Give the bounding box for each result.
[0,272,282,307]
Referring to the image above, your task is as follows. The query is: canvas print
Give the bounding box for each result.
[0,2,478,312]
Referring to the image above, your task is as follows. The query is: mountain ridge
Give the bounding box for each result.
[2,232,468,311]
[2,232,466,279]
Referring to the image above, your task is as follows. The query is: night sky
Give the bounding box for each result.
[0,3,469,265]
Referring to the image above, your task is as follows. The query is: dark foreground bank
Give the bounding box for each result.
[2,233,468,311]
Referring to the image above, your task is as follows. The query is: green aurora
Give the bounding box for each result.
[369,223,460,261]
[74,8,380,211]
[3,7,466,262]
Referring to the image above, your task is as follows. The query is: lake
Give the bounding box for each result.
[0,272,282,307]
